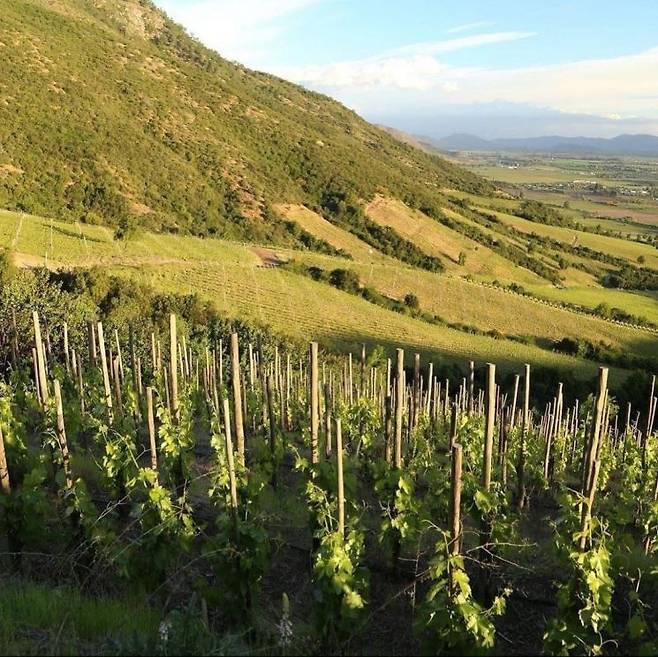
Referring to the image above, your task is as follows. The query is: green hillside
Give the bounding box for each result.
[0,0,488,242]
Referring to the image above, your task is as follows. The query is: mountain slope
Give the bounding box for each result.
[0,0,489,242]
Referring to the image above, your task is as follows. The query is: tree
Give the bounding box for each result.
[329,269,360,293]
[458,251,467,266]
[114,216,140,242]
[403,293,419,310]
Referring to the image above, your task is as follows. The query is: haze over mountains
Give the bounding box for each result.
[429,133,658,157]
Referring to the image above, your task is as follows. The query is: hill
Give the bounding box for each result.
[431,133,658,157]
[0,0,488,243]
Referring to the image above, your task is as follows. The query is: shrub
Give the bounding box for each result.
[328,268,361,293]
[0,249,16,287]
[403,293,420,310]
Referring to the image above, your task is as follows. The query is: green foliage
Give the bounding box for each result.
[417,534,510,654]
[113,216,141,242]
[156,383,197,490]
[404,292,420,310]
[312,530,368,645]
[0,248,16,286]
[321,191,445,272]
[205,413,269,619]
[125,467,196,588]
[515,199,572,227]
[544,497,614,656]
[0,0,488,243]
[374,464,420,552]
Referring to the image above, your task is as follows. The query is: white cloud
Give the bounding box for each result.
[445,48,658,117]
[281,55,445,91]
[385,32,535,57]
[279,40,658,120]
[446,21,493,34]
[276,32,534,91]
[157,0,326,65]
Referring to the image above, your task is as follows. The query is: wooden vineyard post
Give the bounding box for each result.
[643,375,656,469]
[450,443,463,556]
[394,349,404,469]
[0,423,10,496]
[412,353,420,429]
[33,312,49,406]
[169,314,179,425]
[579,459,601,551]
[87,320,97,366]
[483,363,496,490]
[310,342,319,466]
[469,360,475,414]
[348,353,354,405]
[147,387,158,476]
[223,397,239,513]
[53,380,73,492]
[384,394,393,464]
[336,417,345,539]
[112,358,123,421]
[426,362,434,416]
[114,329,124,381]
[260,347,269,432]
[63,322,70,373]
[509,374,520,432]
[324,382,333,457]
[517,364,530,510]
[450,404,458,448]
[150,332,157,377]
[583,367,609,495]
[129,327,141,421]
[230,333,245,467]
[360,343,366,400]
[97,322,113,425]
[266,374,277,488]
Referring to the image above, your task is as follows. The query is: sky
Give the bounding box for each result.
[154,0,658,138]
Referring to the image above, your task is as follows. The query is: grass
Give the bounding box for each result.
[1,208,653,381]
[275,204,388,263]
[465,164,633,188]
[365,196,545,286]
[0,579,159,654]
[525,285,658,325]
[480,207,658,269]
[287,249,658,358]
[117,259,612,377]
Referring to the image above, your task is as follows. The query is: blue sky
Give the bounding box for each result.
[155,0,658,137]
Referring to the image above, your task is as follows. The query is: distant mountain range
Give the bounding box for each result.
[428,133,658,157]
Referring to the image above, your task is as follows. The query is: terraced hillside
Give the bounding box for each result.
[2,208,655,387]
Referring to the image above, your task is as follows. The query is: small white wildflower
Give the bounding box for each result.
[158,620,172,644]
[278,592,293,647]
[277,616,293,647]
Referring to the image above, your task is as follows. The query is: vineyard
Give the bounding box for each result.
[1,305,657,655]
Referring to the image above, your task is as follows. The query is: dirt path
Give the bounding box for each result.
[12,251,186,270]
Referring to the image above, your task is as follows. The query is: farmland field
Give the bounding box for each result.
[3,208,657,385]
[0,209,621,379]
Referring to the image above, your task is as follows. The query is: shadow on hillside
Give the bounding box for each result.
[46,222,106,244]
